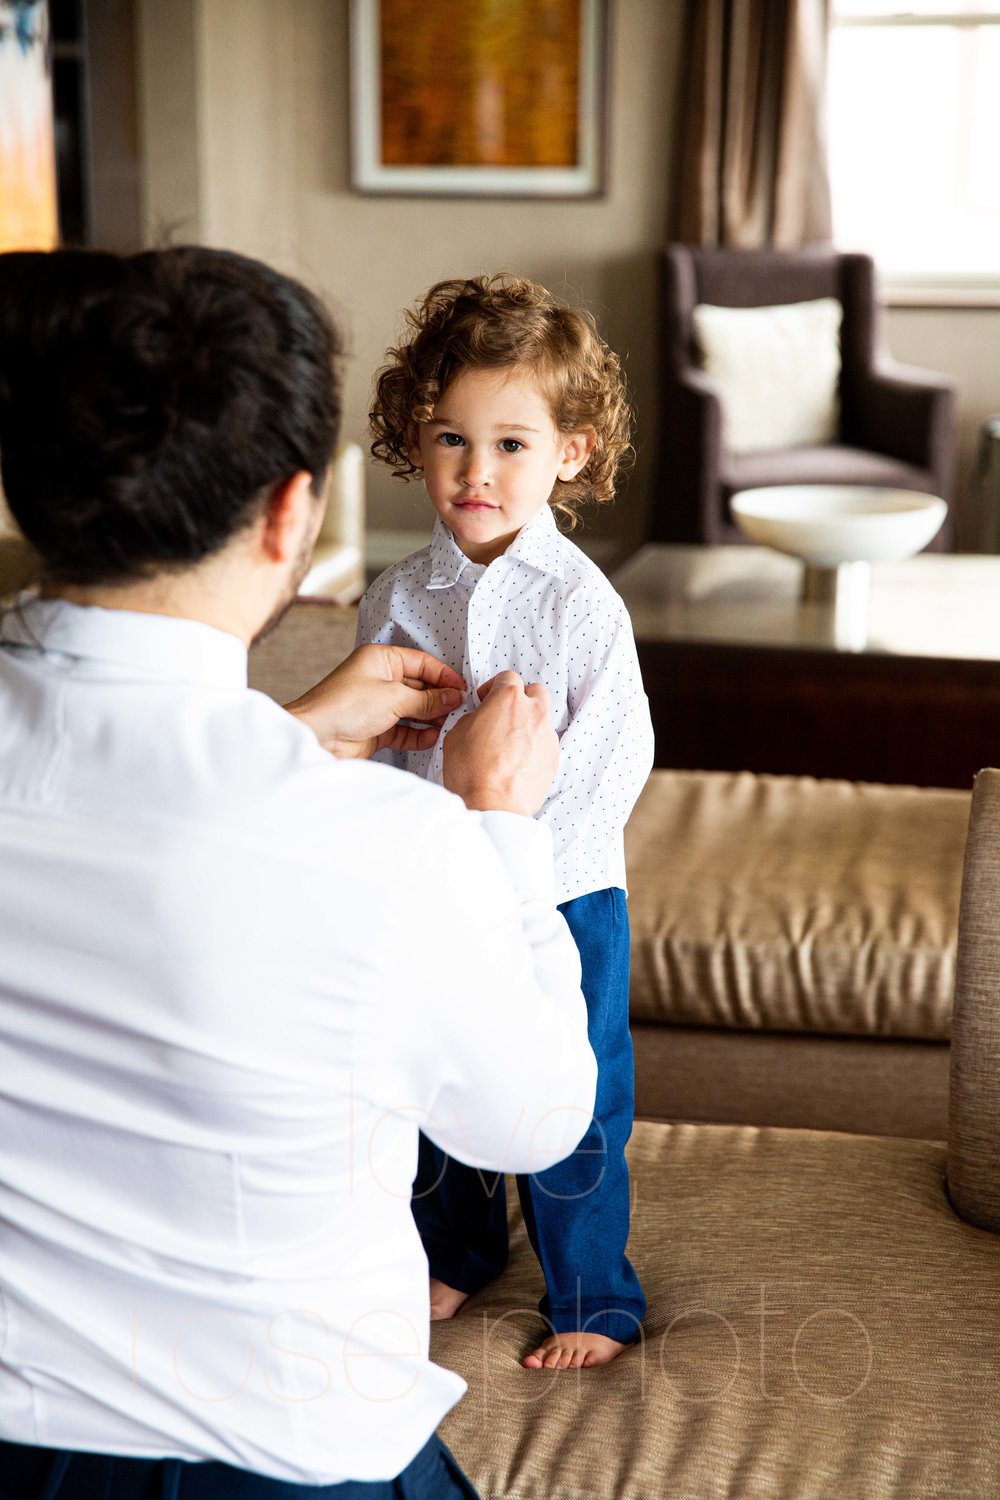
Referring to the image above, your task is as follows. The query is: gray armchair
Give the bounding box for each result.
[656,245,957,547]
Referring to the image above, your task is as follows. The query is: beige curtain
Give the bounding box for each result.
[673,0,833,248]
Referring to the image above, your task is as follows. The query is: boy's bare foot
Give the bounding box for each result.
[429,1277,470,1321]
[522,1332,630,1370]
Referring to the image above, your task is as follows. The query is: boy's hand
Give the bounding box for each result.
[443,671,557,816]
[285,643,465,759]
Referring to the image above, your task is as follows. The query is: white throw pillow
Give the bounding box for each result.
[692,297,843,454]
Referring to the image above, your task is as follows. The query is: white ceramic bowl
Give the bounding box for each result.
[730,486,948,567]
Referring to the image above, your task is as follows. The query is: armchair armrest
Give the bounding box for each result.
[657,367,724,543]
[850,363,956,499]
[677,365,723,409]
[0,535,39,602]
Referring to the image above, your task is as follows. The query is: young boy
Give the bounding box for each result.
[357,274,654,1371]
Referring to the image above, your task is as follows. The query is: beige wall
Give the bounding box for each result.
[136,0,682,554]
[884,305,1000,551]
[134,2,1000,555]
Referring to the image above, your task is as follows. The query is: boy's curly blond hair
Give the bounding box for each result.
[369,274,633,528]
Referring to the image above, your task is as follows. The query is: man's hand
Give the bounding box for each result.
[443,671,558,816]
[285,644,465,759]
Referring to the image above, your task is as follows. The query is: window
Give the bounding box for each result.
[828,2,1000,298]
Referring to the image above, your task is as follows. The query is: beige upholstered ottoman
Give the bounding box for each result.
[431,1117,1000,1500]
[626,772,969,1140]
[429,770,1000,1499]
[248,597,360,703]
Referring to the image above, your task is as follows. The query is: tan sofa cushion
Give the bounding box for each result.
[626,771,968,1041]
[633,1022,950,1139]
[435,1118,1000,1499]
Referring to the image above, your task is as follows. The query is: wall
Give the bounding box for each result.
[884,305,1000,551]
[136,0,201,242]
[133,2,1000,557]
[136,0,683,557]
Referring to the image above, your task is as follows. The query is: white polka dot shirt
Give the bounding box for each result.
[356,504,655,905]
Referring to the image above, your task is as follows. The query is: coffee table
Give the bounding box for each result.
[612,544,1000,788]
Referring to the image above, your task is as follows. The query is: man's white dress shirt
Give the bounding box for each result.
[357,505,655,906]
[0,596,596,1483]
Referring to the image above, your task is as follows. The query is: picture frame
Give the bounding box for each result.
[0,0,58,252]
[350,0,607,198]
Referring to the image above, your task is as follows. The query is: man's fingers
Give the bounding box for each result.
[442,663,558,815]
[290,643,465,759]
[389,649,466,722]
[377,723,441,754]
[397,683,463,723]
[477,670,525,701]
[402,674,464,700]
[478,674,549,715]
[385,684,462,723]
[388,646,465,692]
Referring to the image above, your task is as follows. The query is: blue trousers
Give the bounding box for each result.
[412,888,646,1345]
[0,1434,479,1499]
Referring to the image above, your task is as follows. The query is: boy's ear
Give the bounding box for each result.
[406,424,424,469]
[557,428,596,482]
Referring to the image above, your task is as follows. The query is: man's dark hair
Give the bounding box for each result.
[0,246,342,585]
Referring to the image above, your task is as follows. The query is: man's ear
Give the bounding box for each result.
[557,429,596,482]
[260,471,319,562]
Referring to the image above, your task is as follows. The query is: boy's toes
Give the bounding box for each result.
[521,1332,631,1370]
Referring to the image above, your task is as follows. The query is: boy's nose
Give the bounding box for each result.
[460,451,492,487]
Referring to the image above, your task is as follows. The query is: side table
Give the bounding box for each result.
[613,544,1000,789]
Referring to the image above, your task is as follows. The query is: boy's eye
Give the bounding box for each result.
[499,439,524,454]
[438,432,465,448]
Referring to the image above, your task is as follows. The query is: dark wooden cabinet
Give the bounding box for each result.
[636,640,1000,789]
[614,546,1000,791]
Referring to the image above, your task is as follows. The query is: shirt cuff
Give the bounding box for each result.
[477,812,556,905]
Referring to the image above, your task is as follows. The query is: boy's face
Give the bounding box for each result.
[408,367,594,566]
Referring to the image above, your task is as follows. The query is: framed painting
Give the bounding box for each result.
[0,0,58,251]
[350,0,607,197]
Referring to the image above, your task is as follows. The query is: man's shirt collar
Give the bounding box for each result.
[0,595,248,686]
[427,504,568,589]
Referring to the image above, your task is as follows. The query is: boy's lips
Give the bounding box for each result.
[455,500,498,511]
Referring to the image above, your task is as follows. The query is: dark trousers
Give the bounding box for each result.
[0,1434,479,1500]
[412,887,646,1344]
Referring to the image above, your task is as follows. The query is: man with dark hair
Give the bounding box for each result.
[0,248,596,1499]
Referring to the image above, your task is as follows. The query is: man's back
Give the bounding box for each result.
[0,598,594,1482]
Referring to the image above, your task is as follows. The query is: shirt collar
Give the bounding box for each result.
[427,504,568,589]
[427,519,480,588]
[0,595,248,687]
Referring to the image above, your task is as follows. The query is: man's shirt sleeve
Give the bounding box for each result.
[366,789,597,1176]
